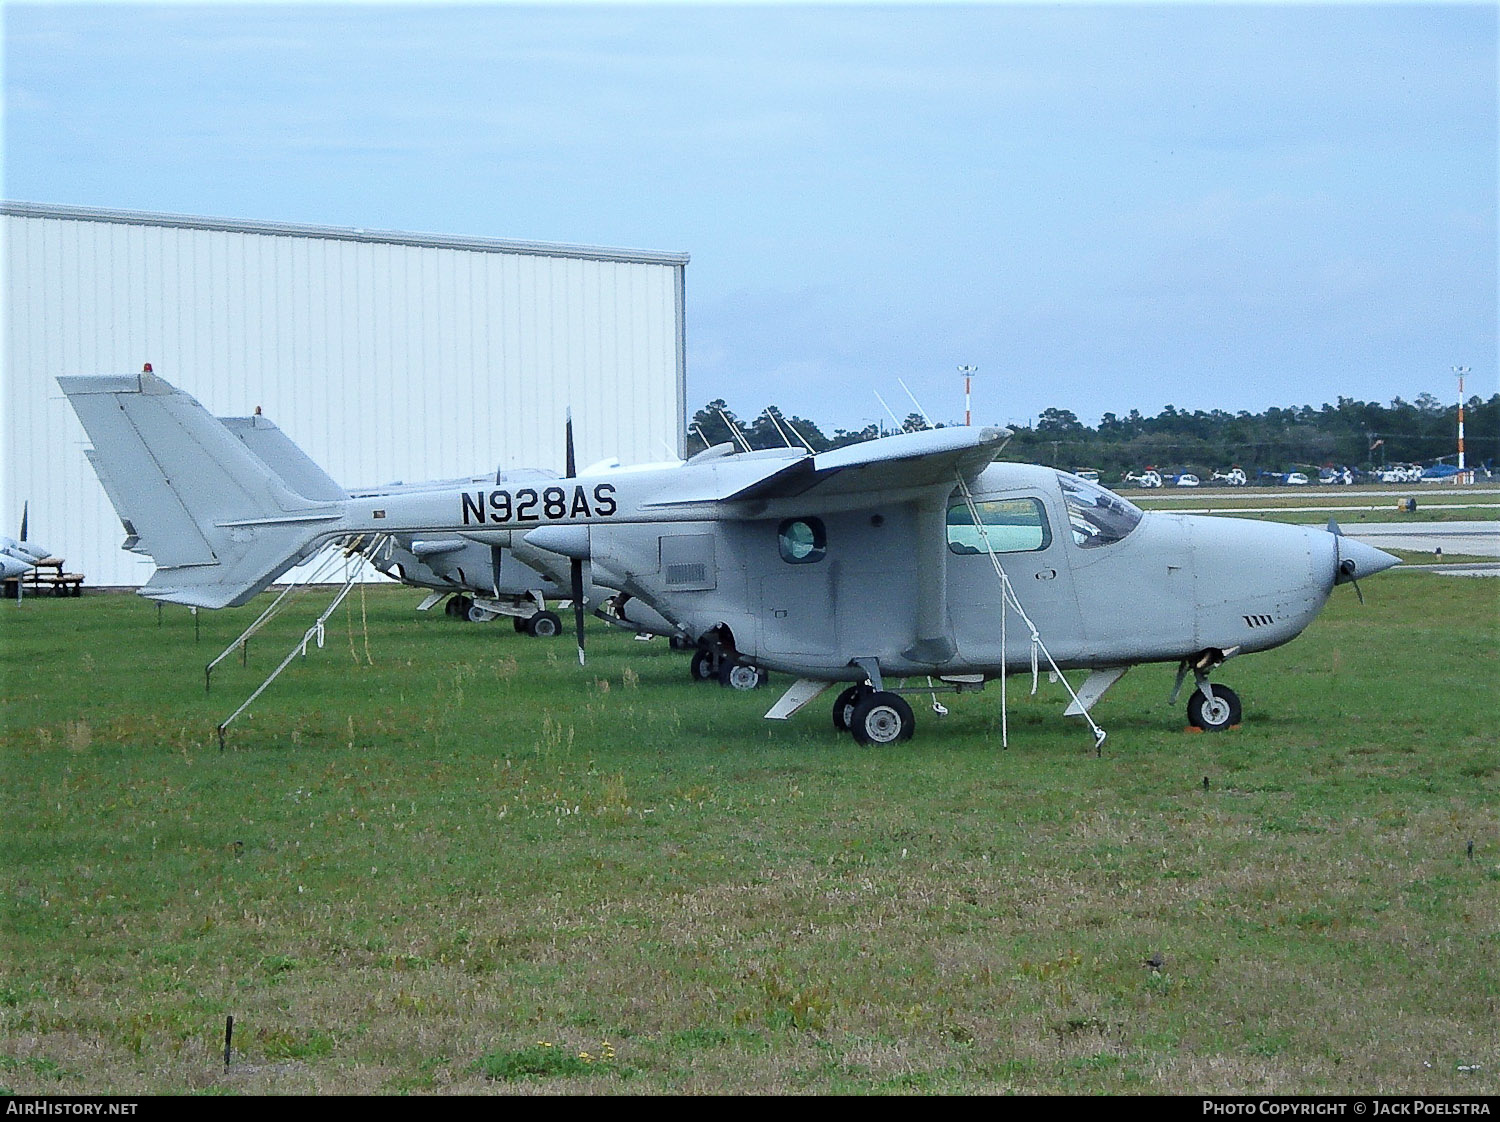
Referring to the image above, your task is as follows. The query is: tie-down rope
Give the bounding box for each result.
[953,474,1107,752]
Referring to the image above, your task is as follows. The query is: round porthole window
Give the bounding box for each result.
[777,518,826,564]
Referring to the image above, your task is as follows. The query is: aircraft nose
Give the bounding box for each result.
[1333,535,1401,585]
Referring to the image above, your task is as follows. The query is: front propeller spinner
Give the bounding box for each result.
[1327,518,1401,604]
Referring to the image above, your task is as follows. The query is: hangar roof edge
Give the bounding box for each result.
[2,201,691,267]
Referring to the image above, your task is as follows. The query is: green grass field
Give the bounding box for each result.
[2,572,1496,1095]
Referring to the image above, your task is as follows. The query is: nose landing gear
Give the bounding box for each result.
[1187,683,1242,731]
[1171,650,1243,732]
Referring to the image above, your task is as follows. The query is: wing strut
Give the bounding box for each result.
[953,474,1108,754]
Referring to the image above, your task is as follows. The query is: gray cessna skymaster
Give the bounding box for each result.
[60,370,1398,744]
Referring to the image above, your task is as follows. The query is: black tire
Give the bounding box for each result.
[690,648,717,682]
[669,635,695,652]
[526,610,562,638]
[444,595,462,618]
[849,691,915,746]
[513,615,528,633]
[466,602,493,623]
[1187,685,1242,731]
[832,685,869,732]
[718,659,766,690]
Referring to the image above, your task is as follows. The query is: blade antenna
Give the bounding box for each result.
[715,407,752,452]
[565,412,587,665]
[19,501,27,543]
[766,408,814,453]
[765,409,796,450]
[897,378,934,428]
[783,416,816,454]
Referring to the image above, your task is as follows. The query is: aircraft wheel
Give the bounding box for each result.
[849,691,915,746]
[513,615,528,633]
[466,602,496,623]
[1187,685,1242,731]
[525,610,562,638]
[831,685,869,732]
[669,635,695,652]
[449,594,474,619]
[690,648,718,682]
[718,659,766,690]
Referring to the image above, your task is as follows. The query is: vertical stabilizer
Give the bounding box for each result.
[59,371,344,607]
[220,414,350,502]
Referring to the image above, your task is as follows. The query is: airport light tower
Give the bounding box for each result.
[958,365,978,426]
[1453,365,1469,474]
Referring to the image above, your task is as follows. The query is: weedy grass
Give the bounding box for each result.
[1,574,1496,1095]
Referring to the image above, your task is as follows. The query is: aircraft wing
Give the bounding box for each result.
[719,426,1011,506]
[1,553,33,580]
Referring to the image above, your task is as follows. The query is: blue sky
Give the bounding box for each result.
[5,2,1495,432]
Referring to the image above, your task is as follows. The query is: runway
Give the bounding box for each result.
[1340,520,1500,558]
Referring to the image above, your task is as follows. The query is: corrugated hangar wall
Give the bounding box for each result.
[2,202,689,588]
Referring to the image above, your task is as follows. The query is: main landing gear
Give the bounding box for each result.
[444,595,561,637]
[689,634,767,691]
[523,610,562,638]
[830,683,916,746]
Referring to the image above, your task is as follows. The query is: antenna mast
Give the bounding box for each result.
[1453,365,1469,476]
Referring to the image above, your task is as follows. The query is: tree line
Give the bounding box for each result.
[688,393,1499,485]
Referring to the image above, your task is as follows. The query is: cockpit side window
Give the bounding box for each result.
[1056,471,1143,549]
[946,498,1051,555]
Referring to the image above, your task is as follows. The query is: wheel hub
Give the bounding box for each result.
[863,706,903,743]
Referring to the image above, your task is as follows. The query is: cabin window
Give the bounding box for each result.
[946,498,1051,554]
[1056,471,1143,548]
[777,518,827,564]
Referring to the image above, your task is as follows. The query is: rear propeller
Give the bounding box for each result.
[566,411,587,666]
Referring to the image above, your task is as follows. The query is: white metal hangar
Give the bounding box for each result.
[2,202,690,589]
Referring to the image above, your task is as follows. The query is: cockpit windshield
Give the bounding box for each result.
[1056,471,1143,549]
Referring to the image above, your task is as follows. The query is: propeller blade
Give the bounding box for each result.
[571,558,586,665]
[565,412,584,663]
